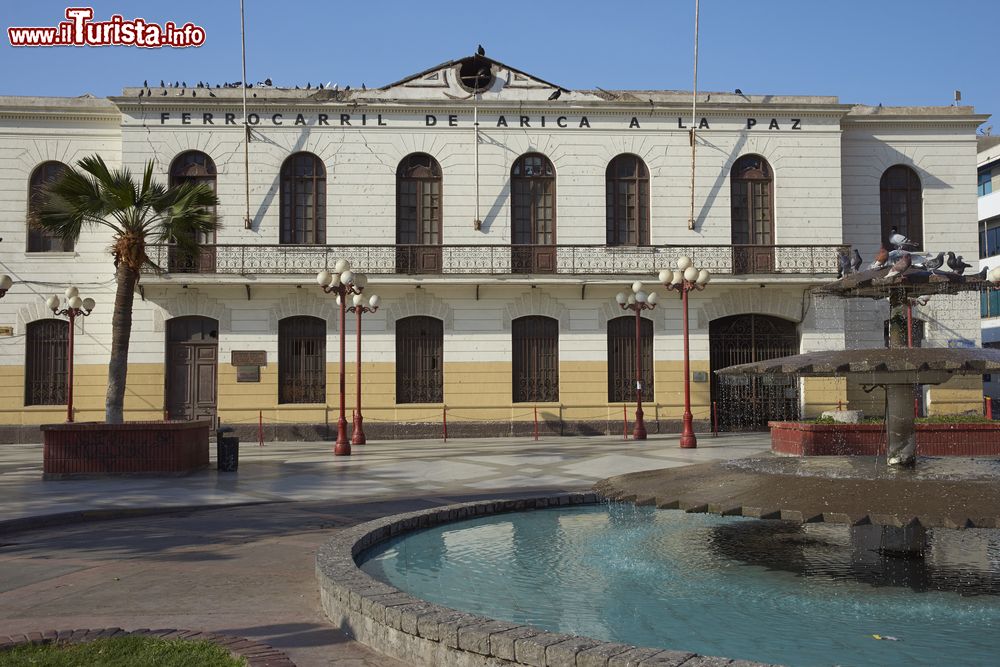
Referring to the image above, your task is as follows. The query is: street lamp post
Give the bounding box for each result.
[317,261,364,456]
[0,274,12,298]
[660,256,711,448]
[46,287,95,423]
[348,292,380,445]
[615,282,659,440]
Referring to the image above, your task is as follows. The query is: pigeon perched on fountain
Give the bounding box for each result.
[884,252,912,279]
[889,230,918,250]
[870,247,889,270]
[946,252,972,275]
[851,249,863,273]
[837,250,851,278]
[923,252,945,271]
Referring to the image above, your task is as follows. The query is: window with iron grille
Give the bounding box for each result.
[278,316,326,404]
[27,161,72,252]
[169,151,217,272]
[511,153,555,245]
[607,315,653,402]
[730,155,773,245]
[606,154,649,246]
[880,165,922,250]
[280,153,326,244]
[25,319,68,406]
[512,316,559,403]
[396,316,443,404]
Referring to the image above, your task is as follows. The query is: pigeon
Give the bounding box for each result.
[923,251,945,271]
[319,82,325,89]
[344,85,350,92]
[884,252,912,279]
[548,89,562,101]
[192,90,196,97]
[208,90,216,97]
[174,81,179,87]
[974,266,989,280]
[946,252,972,274]
[143,79,148,87]
[851,249,863,273]
[264,78,272,86]
[837,250,851,279]
[735,88,743,95]
[306,82,311,89]
[161,89,168,96]
[160,79,165,87]
[361,83,366,91]
[889,232,918,249]
[477,44,485,56]
[182,81,187,87]
[869,246,889,270]
[138,88,144,97]
[178,88,185,95]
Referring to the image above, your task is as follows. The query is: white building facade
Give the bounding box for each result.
[0,56,986,442]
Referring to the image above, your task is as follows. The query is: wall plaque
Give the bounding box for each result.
[0,326,12,336]
[236,365,261,383]
[231,350,266,366]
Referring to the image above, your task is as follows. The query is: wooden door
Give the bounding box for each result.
[166,316,218,424]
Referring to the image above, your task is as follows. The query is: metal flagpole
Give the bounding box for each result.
[474,98,481,229]
[241,0,251,229]
[688,0,700,231]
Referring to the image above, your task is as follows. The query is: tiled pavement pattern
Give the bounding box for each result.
[0,628,294,666]
[0,434,770,666]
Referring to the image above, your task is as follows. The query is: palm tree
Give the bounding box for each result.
[35,155,219,423]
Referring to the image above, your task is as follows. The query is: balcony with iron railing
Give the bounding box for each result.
[144,243,848,278]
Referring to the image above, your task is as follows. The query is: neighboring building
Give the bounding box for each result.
[0,55,987,442]
[978,135,1000,405]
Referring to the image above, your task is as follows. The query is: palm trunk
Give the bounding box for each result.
[105,263,139,423]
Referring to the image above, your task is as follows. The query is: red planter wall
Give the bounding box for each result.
[770,421,1000,457]
[42,421,210,477]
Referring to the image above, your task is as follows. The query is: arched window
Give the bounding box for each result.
[27,161,72,252]
[168,151,217,272]
[25,319,68,405]
[396,316,443,403]
[606,154,649,246]
[278,316,326,404]
[511,153,556,273]
[512,316,559,402]
[880,165,922,250]
[730,155,775,273]
[280,153,326,244]
[607,316,653,402]
[396,153,442,273]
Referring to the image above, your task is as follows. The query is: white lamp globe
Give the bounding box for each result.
[991,267,1000,283]
[316,270,332,286]
[46,295,60,312]
[0,275,12,291]
[631,281,644,294]
[341,270,355,286]
[696,269,711,285]
[615,292,627,305]
[684,266,699,282]
[68,295,83,309]
[64,286,79,299]
[82,297,96,311]
[335,294,342,306]
[635,290,648,303]
[352,293,364,307]
[369,294,380,308]
[627,294,636,305]
[677,255,692,271]
[334,259,350,273]
[658,269,671,284]
[647,292,658,305]
[671,270,684,285]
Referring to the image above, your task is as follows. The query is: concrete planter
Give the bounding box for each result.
[770,421,1000,457]
[42,420,210,478]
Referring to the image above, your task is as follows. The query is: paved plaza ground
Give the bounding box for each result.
[0,434,769,666]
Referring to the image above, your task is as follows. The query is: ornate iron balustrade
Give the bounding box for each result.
[143,244,847,277]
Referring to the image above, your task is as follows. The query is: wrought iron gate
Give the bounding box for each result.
[709,314,800,431]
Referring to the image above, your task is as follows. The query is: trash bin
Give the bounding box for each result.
[216,425,239,472]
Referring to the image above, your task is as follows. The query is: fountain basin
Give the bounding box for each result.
[770,420,1000,457]
[316,493,778,667]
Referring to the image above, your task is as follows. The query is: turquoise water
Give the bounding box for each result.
[360,504,1000,667]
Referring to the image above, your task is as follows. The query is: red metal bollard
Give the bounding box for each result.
[533,406,539,441]
[713,401,719,437]
[914,398,920,418]
[838,400,843,411]
[443,408,448,442]
[623,404,629,440]
[258,409,264,447]
[986,396,994,421]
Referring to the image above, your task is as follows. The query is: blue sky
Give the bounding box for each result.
[2,1,995,131]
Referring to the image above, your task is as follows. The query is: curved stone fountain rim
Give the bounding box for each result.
[316,492,779,667]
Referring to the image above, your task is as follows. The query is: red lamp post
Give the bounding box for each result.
[615,282,659,440]
[347,292,380,445]
[317,262,364,456]
[46,287,95,423]
[660,256,711,449]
